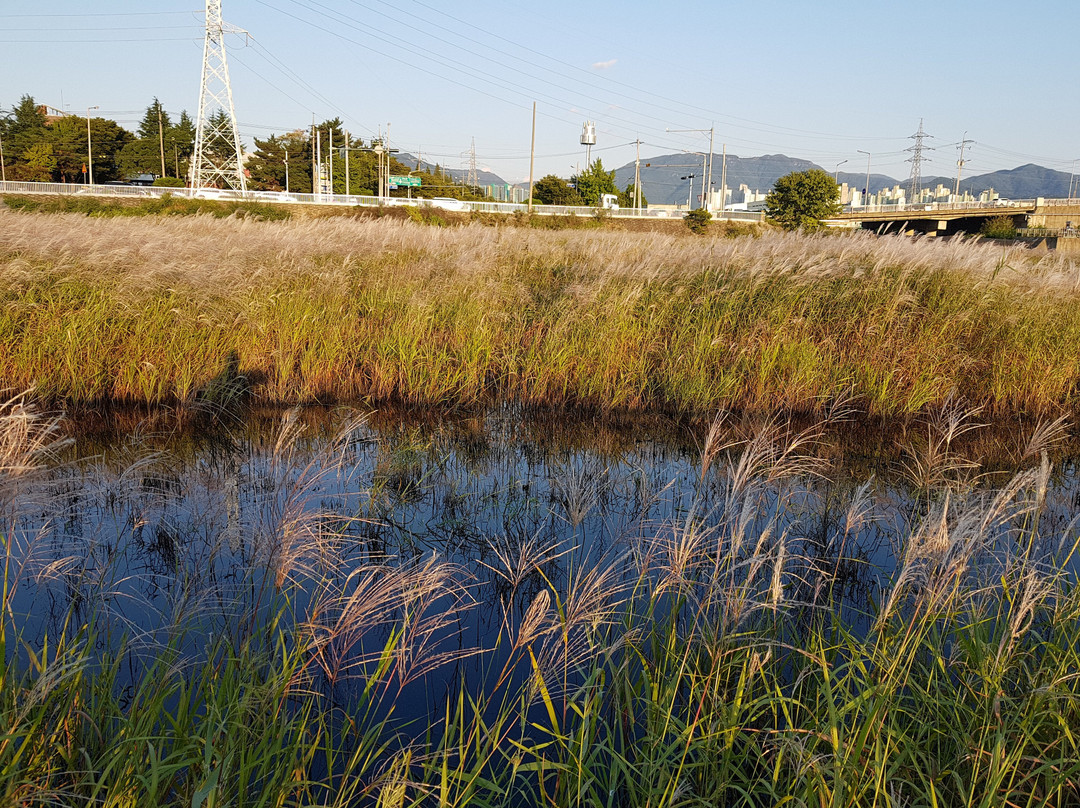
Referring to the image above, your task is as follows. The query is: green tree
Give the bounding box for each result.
[85,116,133,182]
[765,169,841,231]
[137,98,171,142]
[167,110,196,179]
[118,139,164,178]
[3,95,48,179]
[532,174,583,206]
[572,158,618,206]
[19,142,55,182]
[619,182,647,208]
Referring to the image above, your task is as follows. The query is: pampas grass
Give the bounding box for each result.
[2,210,1080,415]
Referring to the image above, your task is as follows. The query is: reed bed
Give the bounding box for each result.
[4,394,1080,806]
[2,209,1080,415]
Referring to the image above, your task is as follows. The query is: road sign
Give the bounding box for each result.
[389,175,421,187]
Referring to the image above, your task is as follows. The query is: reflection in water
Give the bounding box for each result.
[5,402,1079,722]
[10,406,1080,652]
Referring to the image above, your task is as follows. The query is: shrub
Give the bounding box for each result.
[684,207,712,234]
[152,177,186,187]
[980,215,1017,239]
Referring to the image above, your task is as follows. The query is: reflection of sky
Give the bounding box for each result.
[8,406,1080,719]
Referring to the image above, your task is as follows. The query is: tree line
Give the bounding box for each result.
[0,95,195,184]
[532,159,646,208]
[1,94,656,207]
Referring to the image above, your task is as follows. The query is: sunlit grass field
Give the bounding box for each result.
[2,206,1079,415]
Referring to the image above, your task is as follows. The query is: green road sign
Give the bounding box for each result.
[389,175,421,187]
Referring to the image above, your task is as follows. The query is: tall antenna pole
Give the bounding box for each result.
[905,118,932,202]
[190,0,247,191]
[954,132,974,198]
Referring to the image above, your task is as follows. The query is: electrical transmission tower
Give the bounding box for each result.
[189,0,247,191]
[905,118,932,200]
[466,137,478,190]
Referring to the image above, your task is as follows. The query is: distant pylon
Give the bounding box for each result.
[905,118,932,200]
[190,0,247,191]
[467,137,478,189]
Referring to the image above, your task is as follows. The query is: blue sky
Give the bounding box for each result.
[4,0,1078,185]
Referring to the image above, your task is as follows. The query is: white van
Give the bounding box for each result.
[600,193,620,210]
[431,197,468,211]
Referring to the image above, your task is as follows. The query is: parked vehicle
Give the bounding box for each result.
[431,197,468,211]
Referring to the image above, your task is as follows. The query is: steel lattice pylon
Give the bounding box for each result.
[189,0,246,191]
[905,118,932,201]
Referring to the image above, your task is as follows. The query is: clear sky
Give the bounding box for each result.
[4,0,1078,185]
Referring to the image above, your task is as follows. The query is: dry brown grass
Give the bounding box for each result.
[2,209,1079,415]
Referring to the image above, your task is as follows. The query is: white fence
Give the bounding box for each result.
[0,181,766,222]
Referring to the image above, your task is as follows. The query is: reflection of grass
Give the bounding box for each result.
[5,395,1080,804]
[4,211,1080,415]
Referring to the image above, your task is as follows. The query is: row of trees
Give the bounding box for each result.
[532,159,645,207]
[0,96,491,198]
[244,120,488,200]
[0,95,196,184]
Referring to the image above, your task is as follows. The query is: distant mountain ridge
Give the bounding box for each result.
[395,152,509,189]
[611,154,1073,205]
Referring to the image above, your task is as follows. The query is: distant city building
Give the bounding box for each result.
[486,184,530,203]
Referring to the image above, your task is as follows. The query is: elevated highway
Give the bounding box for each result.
[832,198,1080,237]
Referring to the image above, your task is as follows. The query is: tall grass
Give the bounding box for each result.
[2,210,1080,415]
[3,393,1080,805]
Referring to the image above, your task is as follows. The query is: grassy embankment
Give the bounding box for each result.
[1,207,1079,415]
[4,394,1080,805]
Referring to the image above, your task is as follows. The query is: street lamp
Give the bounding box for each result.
[857,150,872,207]
[680,174,697,209]
[834,159,848,183]
[86,105,99,185]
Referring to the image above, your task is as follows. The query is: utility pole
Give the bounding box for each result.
[719,143,727,215]
[667,126,713,209]
[857,149,871,206]
[316,127,322,197]
[86,105,99,185]
[633,139,642,211]
[706,125,714,211]
[190,0,247,191]
[528,101,536,213]
[1,130,6,183]
[158,107,167,178]
[344,130,349,197]
[284,148,289,193]
[310,120,316,195]
[954,132,974,198]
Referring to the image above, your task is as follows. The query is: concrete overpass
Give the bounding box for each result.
[831,198,1080,238]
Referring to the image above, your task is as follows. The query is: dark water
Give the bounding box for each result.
[8,403,1080,717]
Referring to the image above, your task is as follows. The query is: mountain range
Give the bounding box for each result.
[403,149,1073,205]
[395,152,509,190]
[611,155,1074,205]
